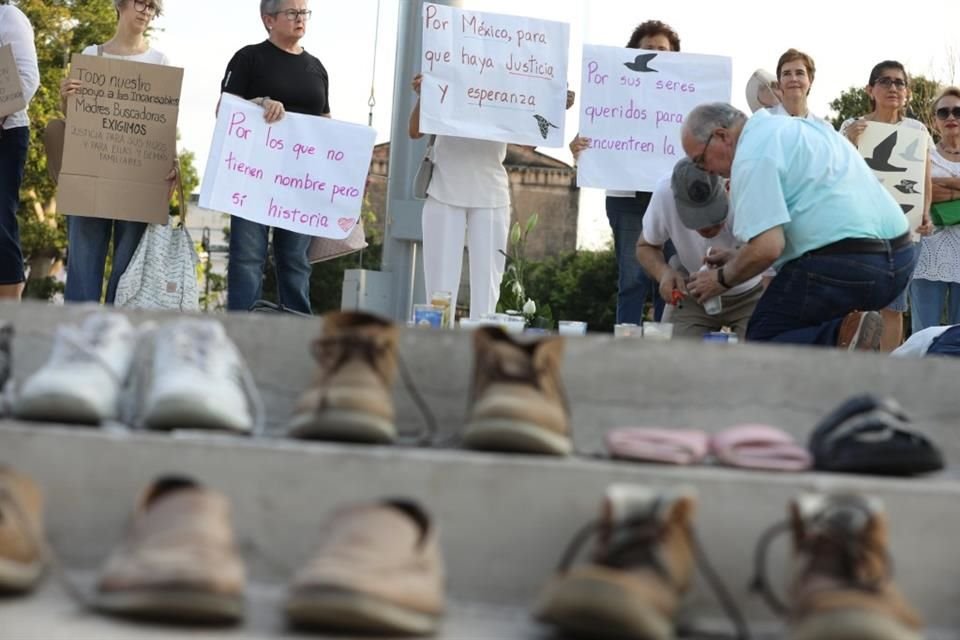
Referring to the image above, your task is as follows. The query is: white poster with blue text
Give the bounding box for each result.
[419,2,569,147]
[577,46,732,191]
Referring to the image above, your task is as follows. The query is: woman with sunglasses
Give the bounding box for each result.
[59,0,176,304]
[910,87,960,331]
[220,0,328,313]
[840,60,934,350]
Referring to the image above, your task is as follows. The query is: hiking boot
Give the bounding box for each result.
[94,476,245,623]
[534,485,699,640]
[462,327,571,455]
[142,319,256,434]
[0,467,45,592]
[285,499,444,635]
[14,312,136,424]
[754,492,922,640]
[837,311,883,351]
[288,311,398,444]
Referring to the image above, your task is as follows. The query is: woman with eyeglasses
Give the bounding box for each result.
[909,87,960,331]
[220,0,328,313]
[59,0,177,304]
[840,60,934,350]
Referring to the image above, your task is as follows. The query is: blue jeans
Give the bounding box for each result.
[0,126,28,284]
[606,194,665,323]
[746,243,918,345]
[64,216,146,303]
[228,216,312,313]
[909,278,960,332]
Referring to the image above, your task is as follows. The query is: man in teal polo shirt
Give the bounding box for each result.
[681,103,916,349]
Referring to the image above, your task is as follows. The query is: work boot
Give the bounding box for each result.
[837,311,883,351]
[535,485,698,639]
[288,312,398,444]
[94,476,246,623]
[785,493,922,640]
[0,467,45,592]
[285,499,444,635]
[462,327,571,455]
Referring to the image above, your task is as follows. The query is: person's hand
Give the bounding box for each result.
[262,98,285,123]
[412,73,423,96]
[917,211,935,236]
[60,77,81,100]
[687,269,727,303]
[845,118,868,146]
[658,268,687,302]
[569,134,590,161]
[166,163,179,201]
[566,89,576,110]
[703,248,734,267]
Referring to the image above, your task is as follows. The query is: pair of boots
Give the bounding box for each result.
[535,485,922,640]
[288,311,572,455]
[0,468,444,634]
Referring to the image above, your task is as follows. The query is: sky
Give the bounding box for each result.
[149,0,960,249]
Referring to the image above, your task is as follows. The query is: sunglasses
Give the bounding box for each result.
[873,77,908,90]
[935,106,960,120]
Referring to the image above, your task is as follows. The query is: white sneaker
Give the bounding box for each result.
[14,313,136,424]
[141,319,256,434]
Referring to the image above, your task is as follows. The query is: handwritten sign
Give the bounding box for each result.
[0,44,26,119]
[58,54,182,224]
[576,46,732,192]
[200,93,375,239]
[419,2,569,147]
[858,122,928,241]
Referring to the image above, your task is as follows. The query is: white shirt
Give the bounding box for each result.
[766,103,821,121]
[427,135,510,209]
[913,149,960,283]
[81,44,171,66]
[641,176,763,297]
[0,5,39,129]
[891,325,954,357]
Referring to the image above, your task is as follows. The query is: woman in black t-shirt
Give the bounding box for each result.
[219,0,330,313]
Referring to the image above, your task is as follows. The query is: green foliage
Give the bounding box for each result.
[829,74,942,132]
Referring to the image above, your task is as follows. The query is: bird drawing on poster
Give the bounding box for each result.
[899,138,925,163]
[901,204,914,214]
[894,179,921,195]
[534,114,558,139]
[865,131,907,172]
[624,53,659,73]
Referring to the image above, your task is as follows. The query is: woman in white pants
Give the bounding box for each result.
[409,74,510,319]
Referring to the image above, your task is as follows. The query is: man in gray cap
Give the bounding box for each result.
[636,158,765,339]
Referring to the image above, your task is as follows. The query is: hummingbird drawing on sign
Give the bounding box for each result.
[533,114,558,139]
[624,53,659,73]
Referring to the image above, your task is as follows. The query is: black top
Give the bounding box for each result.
[220,40,330,116]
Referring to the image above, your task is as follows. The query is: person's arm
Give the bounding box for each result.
[918,153,934,235]
[637,237,687,300]
[6,10,38,109]
[408,73,424,139]
[687,226,784,302]
[932,177,960,202]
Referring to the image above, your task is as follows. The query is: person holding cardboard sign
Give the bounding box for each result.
[58,0,176,304]
[219,0,330,314]
[0,1,39,300]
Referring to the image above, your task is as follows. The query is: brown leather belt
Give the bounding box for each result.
[809,232,912,256]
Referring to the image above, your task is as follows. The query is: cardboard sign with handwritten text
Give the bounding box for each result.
[0,44,26,119]
[58,54,182,224]
[200,93,375,239]
[577,46,732,192]
[419,2,569,147]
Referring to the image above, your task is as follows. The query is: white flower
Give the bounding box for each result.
[523,299,537,315]
[512,281,524,298]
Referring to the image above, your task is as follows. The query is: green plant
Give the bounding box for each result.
[498,213,554,329]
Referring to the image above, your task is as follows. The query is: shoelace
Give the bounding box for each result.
[556,509,752,640]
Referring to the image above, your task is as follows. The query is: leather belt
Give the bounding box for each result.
[809,232,911,256]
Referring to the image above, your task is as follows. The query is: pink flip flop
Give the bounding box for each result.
[710,424,812,471]
[606,428,709,465]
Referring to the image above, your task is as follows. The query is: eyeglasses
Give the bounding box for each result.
[692,130,716,170]
[873,77,908,90]
[132,0,158,14]
[273,9,312,21]
[935,106,960,120]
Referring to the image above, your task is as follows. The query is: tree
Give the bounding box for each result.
[829,74,942,133]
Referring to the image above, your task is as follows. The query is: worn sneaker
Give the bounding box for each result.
[285,499,444,635]
[462,327,571,455]
[141,319,256,433]
[0,467,45,592]
[752,492,922,640]
[288,311,399,444]
[837,311,883,351]
[94,476,245,623]
[14,312,136,424]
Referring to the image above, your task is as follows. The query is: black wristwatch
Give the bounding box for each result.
[717,267,730,289]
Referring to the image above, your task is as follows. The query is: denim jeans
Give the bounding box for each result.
[606,194,665,324]
[228,216,312,313]
[909,278,960,332]
[746,243,918,345]
[64,216,146,304]
[0,126,28,284]
[926,325,960,356]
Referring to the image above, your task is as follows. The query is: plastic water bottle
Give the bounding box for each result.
[700,248,722,315]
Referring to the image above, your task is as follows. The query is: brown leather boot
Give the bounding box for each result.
[535,485,698,639]
[462,327,571,455]
[288,311,399,444]
[0,467,45,592]
[785,493,922,640]
[285,499,444,635]
[94,476,246,623]
[837,311,884,350]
